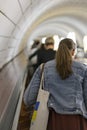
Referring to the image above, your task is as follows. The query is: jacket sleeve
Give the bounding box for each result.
[23,66,41,107]
[83,68,87,110]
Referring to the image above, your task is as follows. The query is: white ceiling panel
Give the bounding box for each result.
[12,28,20,39]
[0,14,15,36]
[13,41,24,57]
[0,37,9,50]
[0,0,22,24]
[7,39,19,48]
[0,51,8,59]
[31,0,50,10]
[12,19,25,38]
[19,0,31,13]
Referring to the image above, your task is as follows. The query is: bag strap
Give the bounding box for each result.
[39,63,44,90]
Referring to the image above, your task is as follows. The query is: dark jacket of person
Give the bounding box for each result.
[29,44,56,70]
[37,48,56,66]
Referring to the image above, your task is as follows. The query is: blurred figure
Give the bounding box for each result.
[29,43,46,72]
[29,37,56,71]
[25,39,41,87]
[29,39,40,65]
[31,39,40,49]
[24,38,87,130]
[37,37,56,66]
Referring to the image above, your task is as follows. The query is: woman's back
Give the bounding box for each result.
[43,59,87,118]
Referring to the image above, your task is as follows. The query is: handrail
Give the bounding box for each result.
[12,73,27,130]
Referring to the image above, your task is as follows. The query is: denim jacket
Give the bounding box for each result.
[24,59,87,118]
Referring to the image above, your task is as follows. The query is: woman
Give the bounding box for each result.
[24,38,87,130]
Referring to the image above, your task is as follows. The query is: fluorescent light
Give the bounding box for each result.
[67,32,76,42]
[53,35,59,50]
[83,35,87,52]
[42,37,46,44]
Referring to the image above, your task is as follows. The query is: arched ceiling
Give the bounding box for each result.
[0,0,87,68]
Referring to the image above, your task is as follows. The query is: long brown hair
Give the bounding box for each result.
[56,38,76,79]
